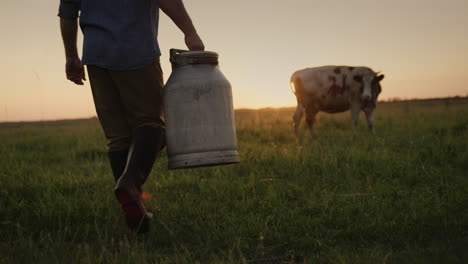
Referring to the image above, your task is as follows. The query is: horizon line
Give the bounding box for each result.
[1,95,467,125]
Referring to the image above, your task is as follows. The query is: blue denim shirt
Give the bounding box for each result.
[59,0,161,70]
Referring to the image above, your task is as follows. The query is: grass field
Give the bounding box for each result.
[1,98,467,263]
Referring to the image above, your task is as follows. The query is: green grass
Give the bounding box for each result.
[1,98,467,263]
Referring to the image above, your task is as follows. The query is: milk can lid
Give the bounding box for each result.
[170,49,219,67]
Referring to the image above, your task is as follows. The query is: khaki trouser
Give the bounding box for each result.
[87,60,165,152]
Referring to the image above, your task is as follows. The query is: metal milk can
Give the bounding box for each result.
[164,49,240,169]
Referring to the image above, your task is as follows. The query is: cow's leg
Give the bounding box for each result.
[293,104,304,137]
[305,105,319,137]
[364,108,375,134]
[350,103,361,128]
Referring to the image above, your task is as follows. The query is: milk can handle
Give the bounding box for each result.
[169,48,219,68]
[170,49,189,66]
[170,49,189,58]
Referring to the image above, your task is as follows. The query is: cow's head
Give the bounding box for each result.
[354,72,384,107]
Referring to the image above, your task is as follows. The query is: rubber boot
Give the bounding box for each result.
[107,148,129,183]
[114,126,165,233]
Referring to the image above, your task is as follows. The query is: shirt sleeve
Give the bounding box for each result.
[58,0,81,19]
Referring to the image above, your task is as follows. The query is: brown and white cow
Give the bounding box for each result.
[291,66,384,136]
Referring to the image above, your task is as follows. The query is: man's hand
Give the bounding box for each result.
[185,32,205,51]
[60,18,85,85]
[159,0,205,51]
[65,57,86,85]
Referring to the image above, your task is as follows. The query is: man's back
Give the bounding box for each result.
[59,0,161,70]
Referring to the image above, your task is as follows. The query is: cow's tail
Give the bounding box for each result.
[290,73,303,95]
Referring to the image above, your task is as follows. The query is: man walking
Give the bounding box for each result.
[59,0,204,233]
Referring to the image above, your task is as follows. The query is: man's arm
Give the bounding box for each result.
[60,18,86,85]
[159,0,205,51]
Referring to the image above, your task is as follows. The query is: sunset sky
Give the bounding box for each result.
[1,0,467,121]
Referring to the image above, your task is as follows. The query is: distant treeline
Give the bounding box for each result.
[2,96,468,126]
[379,95,468,104]
[0,117,99,128]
